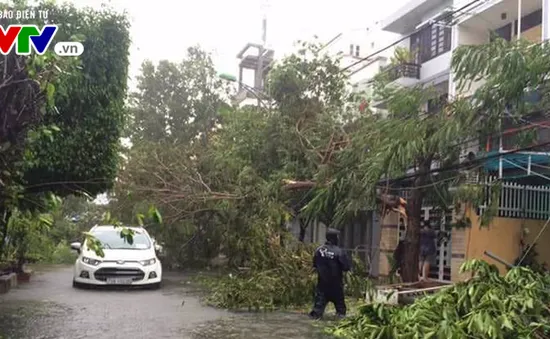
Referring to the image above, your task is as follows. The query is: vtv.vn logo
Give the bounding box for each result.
[0,24,84,56]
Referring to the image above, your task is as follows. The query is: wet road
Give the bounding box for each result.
[0,266,330,339]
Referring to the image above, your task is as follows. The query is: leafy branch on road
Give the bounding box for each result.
[328,260,550,339]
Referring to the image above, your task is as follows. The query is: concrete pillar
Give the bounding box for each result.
[238,67,243,91]
[543,0,550,41]
[377,211,400,276]
[450,206,471,281]
[448,24,460,98]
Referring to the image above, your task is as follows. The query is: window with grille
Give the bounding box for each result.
[411,21,451,63]
[355,45,360,57]
[349,44,354,55]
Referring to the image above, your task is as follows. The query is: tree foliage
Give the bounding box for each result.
[128,47,230,144]
[113,40,352,267]
[22,2,131,198]
[328,260,550,338]
[0,1,130,263]
[302,37,550,282]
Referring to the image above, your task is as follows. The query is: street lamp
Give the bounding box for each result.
[219,73,269,109]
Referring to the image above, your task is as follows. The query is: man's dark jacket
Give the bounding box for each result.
[313,242,351,286]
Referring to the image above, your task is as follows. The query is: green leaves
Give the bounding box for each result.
[148,206,162,224]
[328,260,550,339]
[84,232,104,258]
[128,47,228,145]
[21,1,131,199]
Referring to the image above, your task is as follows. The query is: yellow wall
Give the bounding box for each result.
[514,24,541,43]
[377,206,550,280]
[463,206,550,275]
[523,25,541,43]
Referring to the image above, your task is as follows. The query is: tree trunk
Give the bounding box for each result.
[400,156,432,282]
[0,207,11,261]
[299,219,307,242]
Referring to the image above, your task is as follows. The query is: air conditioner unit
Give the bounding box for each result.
[459,141,479,164]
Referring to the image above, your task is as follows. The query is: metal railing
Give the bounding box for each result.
[386,63,421,82]
[480,175,550,220]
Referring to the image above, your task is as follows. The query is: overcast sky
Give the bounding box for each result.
[72,0,407,87]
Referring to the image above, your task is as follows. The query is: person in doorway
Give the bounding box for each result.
[391,237,406,278]
[419,221,437,281]
[309,228,351,320]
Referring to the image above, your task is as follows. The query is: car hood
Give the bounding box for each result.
[82,248,155,261]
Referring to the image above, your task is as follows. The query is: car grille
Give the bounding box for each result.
[93,268,145,282]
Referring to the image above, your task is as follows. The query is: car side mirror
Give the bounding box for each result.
[70,242,81,254]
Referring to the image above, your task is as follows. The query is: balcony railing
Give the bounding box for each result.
[386,63,421,83]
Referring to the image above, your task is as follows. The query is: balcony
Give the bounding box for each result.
[386,62,421,86]
[381,0,452,34]
[459,0,541,43]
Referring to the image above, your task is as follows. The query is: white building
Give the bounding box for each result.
[377,0,545,95]
[375,0,547,157]
[322,26,399,96]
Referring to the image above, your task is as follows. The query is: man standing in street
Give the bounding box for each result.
[309,228,351,320]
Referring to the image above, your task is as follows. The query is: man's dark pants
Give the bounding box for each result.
[310,282,346,318]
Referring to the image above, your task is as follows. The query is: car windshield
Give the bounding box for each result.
[92,228,151,250]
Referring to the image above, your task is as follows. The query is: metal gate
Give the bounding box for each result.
[398,208,452,280]
[423,207,452,281]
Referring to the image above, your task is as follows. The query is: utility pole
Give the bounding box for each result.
[517,0,522,39]
[544,0,550,41]
[256,0,268,107]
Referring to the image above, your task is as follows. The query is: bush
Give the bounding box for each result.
[50,241,77,264]
[327,259,550,338]
[26,239,76,265]
[199,243,373,311]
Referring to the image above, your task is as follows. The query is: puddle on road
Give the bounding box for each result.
[0,300,72,339]
[190,312,333,339]
[0,268,338,339]
[0,301,334,339]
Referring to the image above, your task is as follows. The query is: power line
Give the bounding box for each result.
[318,33,343,52]
[380,139,550,185]
[381,163,485,190]
[341,0,484,73]
[318,26,379,52]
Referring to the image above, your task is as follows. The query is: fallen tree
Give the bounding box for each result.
[328,260,550,338]
[198,242,371,311]
[282,179,408,220]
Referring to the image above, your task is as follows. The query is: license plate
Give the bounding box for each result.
[106,277,132,285]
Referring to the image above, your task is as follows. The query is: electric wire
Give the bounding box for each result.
[340,0,484,73]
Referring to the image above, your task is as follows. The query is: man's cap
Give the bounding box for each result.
[326,228,340,235]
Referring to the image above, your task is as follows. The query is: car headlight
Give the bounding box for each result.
[139,258,156,266]
[82,257,101,266]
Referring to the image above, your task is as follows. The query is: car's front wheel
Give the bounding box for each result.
[72,280,85,289]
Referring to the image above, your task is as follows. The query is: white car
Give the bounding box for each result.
[70,225,162,289]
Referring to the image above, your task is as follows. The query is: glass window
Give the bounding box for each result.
[411,22,451,63]
[92,228,151,250]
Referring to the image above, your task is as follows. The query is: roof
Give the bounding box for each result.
[381,0,449,34]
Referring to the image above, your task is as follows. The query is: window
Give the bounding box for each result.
[349,44,354,55]
[494,23,512,41]
[355,45,360,57]
[410,21,451,63]
[92,229,152,250]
